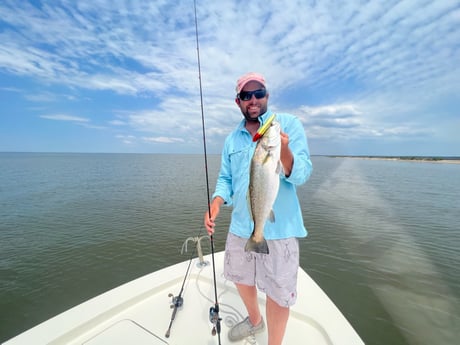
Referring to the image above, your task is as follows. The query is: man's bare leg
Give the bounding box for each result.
[266,295,289,345]
[235,283,263,326]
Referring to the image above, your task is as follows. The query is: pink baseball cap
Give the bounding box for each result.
[235,72,266,94]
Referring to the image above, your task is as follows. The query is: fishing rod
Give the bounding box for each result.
[193,0,222,343]
[164,238,196,338]
[164,282,185,338]
[164,1,222,341]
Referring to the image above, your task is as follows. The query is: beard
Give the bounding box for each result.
[243,112,259,122]
[242,104,267,122]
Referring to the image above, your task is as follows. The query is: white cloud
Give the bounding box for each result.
[142,136,185,144]
[40,114,89,122]
[0,0,459,154]
[116,134,136,145]
[300,104,362,117]
[109,120,126,126]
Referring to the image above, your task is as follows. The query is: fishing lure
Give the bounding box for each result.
[253,113,276,142]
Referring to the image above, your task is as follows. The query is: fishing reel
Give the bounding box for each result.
[209,305,222,336]
[165,293,184,338]
[168,293,184,310]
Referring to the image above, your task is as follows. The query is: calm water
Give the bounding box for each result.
[1,153,459,344]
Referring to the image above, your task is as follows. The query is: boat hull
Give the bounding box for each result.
[3,251,364,344]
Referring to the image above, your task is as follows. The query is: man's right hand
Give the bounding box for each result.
[204,197,224,236]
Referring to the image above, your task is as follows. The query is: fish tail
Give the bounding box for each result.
[244,236,269,254]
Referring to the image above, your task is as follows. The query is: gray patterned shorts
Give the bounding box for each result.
[223,232,300,307]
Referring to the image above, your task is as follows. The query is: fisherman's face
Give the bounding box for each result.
[236,81,269,122]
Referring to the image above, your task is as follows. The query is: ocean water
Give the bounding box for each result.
[0,153,459,344]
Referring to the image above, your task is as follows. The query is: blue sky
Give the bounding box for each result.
[1,0,459,155]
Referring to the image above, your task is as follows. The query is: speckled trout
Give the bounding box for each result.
[245,119,282,254]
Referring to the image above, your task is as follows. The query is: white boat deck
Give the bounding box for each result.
[3,251,364,344]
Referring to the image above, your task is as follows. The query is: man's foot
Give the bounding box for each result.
[228,316,265,342]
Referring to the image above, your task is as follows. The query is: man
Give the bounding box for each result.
[204,72,312,345]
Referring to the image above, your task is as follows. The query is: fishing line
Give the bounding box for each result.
[193,0,222,343]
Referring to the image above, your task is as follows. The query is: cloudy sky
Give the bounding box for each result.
[1,0,459,156]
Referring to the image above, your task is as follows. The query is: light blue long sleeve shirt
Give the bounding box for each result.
[213,110,313,240]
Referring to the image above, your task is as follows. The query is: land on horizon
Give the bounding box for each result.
[326,155,460,164]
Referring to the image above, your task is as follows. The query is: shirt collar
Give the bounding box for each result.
[258,109,273,125]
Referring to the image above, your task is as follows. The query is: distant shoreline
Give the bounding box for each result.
[326,155,460,164]
[1,152,459,164]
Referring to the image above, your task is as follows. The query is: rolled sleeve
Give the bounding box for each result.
[281,115,313,186]
[286,151,312,185]
[212,138,234,205]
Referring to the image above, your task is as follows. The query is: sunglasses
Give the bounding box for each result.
[237,88,267,101]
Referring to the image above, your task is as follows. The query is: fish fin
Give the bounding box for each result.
[276,160,282,175]
[245,237,269,254]
[268,209,275,223]
[246,191,253,221]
